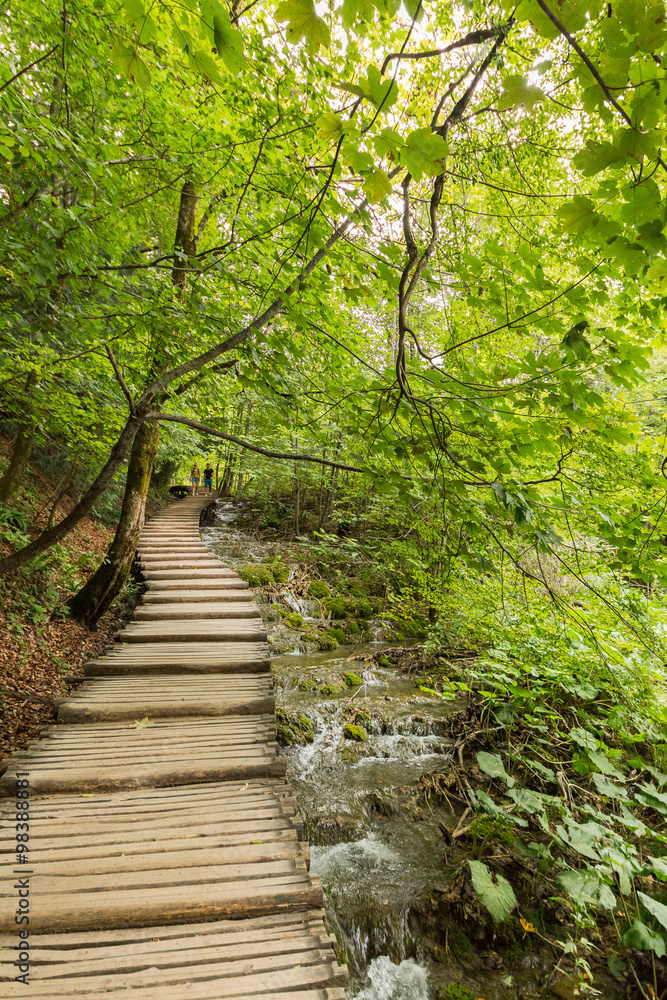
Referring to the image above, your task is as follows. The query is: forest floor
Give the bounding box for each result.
[0,433,167,757]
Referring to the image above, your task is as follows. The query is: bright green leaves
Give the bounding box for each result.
[572,140,623,177]
[399,127,448,180]
[275,0,330,53]
[468,860,518,922]
[111,45,151,90]
[339,66,398,111]
[211,9,248,73]
[497,74,545,113]
[557,196,600,235]
[340,0,400,28]
[364,169,393,203]
[616,0,667,52]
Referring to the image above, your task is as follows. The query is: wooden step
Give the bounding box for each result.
[142,590,252,603]
[0,782,324,934]
[134,602,261,620]
[0,911,345,999]
[145,578,249,590]
[116,620,267,643]
[0,716,285,795]
[142,569,240,581]
[83,641,271,675]
[56,674,275,722]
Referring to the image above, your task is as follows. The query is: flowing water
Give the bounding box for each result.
[202,502,593,1000]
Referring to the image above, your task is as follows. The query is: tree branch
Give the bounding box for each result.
[105,345,135,415]
[146,412,365,472]
[381,27,503,75]
[0,45,58,94]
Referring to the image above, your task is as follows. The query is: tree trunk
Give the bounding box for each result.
[0,418,35,506]
[0,414,142,575]
[67,420,160,627]
[150,458,178,491]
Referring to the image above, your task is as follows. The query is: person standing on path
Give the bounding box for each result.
[203,462,214,495]
[190,463,201,495]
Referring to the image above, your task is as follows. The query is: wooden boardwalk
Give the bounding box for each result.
[0,495,347,998]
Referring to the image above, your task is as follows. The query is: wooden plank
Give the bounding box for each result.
[133,603,261,620]
[0,909,328,947]
[0,754,286,794]
[142,590,252,602]
[1,966,345,999]
[0,872,323,931]
[115,621,267,642]
[145,579,249,589]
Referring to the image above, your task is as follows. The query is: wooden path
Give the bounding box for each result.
[0,495,347,998]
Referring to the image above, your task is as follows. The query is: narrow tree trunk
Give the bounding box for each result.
[0,414,142,575]
[150,458,178,491]
[67,420,160,627]
[0,418,35,506]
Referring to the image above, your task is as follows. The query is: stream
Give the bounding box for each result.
[201,502,563,1000]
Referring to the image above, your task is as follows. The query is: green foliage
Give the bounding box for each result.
[309,581,330,599]
[238,565,273,587]
[468,860,518,923]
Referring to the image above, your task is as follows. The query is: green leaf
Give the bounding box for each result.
[557,196,601,235]
[646,258,667,287]
[638,891,667,932]
[476,751,515,787]
[571,139,622,176]
[557,869,617,910]
[213,10,248,73]
[592,773,629,800]
[364,168,393,203]
[317,112,344,142]
[399,127,448,181]
[111,45,151,90]
[622,918,665,956]
[190,49,223,82]
[468,860,517,922]
[275,0,330,52]
[497,74,546,113]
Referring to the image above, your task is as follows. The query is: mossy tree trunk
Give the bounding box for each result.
[67,420,160,627]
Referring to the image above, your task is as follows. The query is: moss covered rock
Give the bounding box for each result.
[271,560,289,584]
[325,627,346,644]
[438,987,476,1000]
[320,679,345,695]
[323,594,347,619]
[315,634,338,651]
[309,580,330,599]
[238,565,272,587]
[284,612,303,629]
[343,722,367,742]
[342,671,362,687]
[298,676,317,691]
[276,710,314,746]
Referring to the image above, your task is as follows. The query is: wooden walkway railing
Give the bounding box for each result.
[0,495,347,998]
